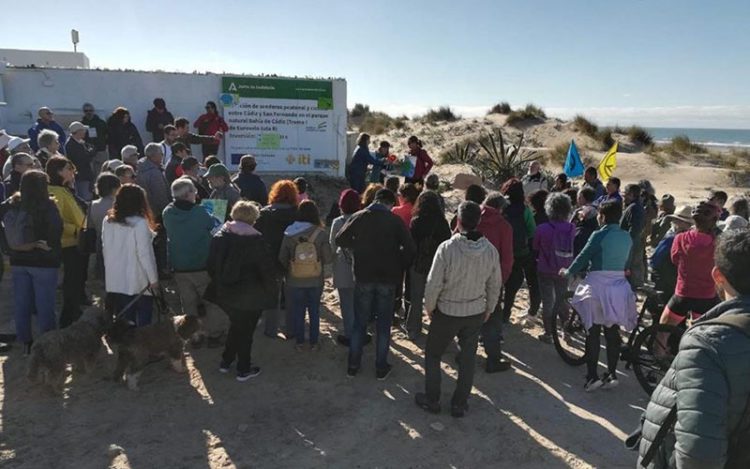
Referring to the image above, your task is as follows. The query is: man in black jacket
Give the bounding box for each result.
[175,118,217,161]
[65,121,97,201]
[336,189,416,380]
[81,103,109,178]
[145,98,174,143]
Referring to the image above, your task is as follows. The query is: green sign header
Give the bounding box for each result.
[222,76,333,103]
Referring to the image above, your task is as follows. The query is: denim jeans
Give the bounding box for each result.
[349,283,395,371]
[538,273,570,336]
[406,268,427,336]
[337,287,355,339]
[263,282,294,337]
[110,292,154,327]
[12,266,58,344]
[290,286,324,345]
[425,311,484,406]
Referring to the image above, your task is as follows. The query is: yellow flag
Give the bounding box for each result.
[597,142,618,181]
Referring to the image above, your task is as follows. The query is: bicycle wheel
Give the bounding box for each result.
[553,310,588,366]
[631,323,684,396]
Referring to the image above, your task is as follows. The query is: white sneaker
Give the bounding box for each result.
[584,377,604,392]
[601,373,619,390]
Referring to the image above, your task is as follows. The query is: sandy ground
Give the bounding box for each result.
[2,116,744,468]
[1,266,653,469]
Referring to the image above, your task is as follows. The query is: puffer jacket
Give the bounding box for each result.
[136,157,171,218]
[638,296,750,469]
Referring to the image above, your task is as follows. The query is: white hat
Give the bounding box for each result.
[719,215,749,232]
[121,145,139,160]
[666,205,694,225]
[7,136,31,151]
[68,121,89,133]
[102,159,125,173]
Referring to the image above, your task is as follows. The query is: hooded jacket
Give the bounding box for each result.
[0,196,63,268]
[206,223,280,315]
[672,229,718,299]
[136,157,171,217]
[162,200,215,272]
[255,203,298,264]
[335,203,416,285]
[638,296,750,469]
[477,205,514,284]
[424,232,501,318]
[278,221,333,288]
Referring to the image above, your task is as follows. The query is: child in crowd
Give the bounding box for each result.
[279,200,333,351]
[385,176,400,205]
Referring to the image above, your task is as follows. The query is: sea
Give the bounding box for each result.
[646,127,750,149]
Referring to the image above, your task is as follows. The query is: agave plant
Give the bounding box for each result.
[475,129,540,185]
[442,140,479,165]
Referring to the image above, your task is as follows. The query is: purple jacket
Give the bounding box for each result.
[533,220,576,275]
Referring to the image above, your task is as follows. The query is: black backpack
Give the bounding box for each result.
[642,312,750,468]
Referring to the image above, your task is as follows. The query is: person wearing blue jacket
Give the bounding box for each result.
[347,133,378,193]
[28,107,66,154]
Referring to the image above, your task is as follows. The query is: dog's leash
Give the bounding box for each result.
[112,285,152,321]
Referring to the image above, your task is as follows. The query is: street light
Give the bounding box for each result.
[71,29,79,52]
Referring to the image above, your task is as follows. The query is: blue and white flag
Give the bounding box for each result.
[563,139,584,178]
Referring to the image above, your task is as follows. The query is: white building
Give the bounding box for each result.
[0,49,348,176]
[0,48,90,69]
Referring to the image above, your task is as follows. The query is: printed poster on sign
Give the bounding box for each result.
[220,76,338,174]
[201,199,227,234]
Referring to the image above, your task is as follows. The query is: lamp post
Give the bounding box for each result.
[71,29,79,52]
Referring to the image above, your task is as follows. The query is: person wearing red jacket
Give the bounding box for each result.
[193,101,229,159]
[660,201,721,328]
[406,136,434,185]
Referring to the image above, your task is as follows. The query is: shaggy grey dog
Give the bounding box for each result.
[26,306,110,393]
[108,315,201,391]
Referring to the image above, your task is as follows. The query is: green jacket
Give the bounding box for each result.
[162,200,215,272]
[638,296,750,469]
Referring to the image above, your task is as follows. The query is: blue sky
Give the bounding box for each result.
[2,0,749,128]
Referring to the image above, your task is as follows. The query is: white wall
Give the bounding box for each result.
[0,49,89,68]
[0,67,347,176]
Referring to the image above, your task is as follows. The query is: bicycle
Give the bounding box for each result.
[553,284,685,396]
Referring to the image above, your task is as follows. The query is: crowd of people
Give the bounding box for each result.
[2,115,750,465]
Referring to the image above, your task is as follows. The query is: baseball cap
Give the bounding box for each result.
[205,163,230,179]
[68,121,89,134]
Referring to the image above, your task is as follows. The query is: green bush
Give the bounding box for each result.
[358,111,399,135]
[627,125,654,146]
[573,115,599,137]
[439,138,479,164]
[669,135,706,154]
[488,102,512,115]
[421,106,460,123]
[596,128,615,150]
[505,103,546,127]
[350,103,370,118]
[546,142,569,168]
[649,152,668,168]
